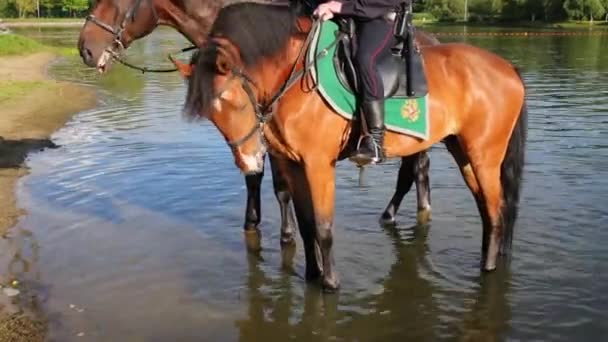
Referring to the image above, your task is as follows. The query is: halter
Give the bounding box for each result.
[217,19,343,150]
[85,0,159,62]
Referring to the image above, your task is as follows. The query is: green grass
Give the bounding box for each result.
[2,18,82,22]
[0,34,47,55]
[0,81,52,103]
[0,34,77,57]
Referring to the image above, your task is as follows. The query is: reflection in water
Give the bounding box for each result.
[8,26,608,341]
[236,225,512,341]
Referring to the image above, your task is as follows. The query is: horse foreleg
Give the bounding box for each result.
[243,166,263,253]
[380,151,432,226]
[304,158,339,292]
[281,159,322,282]
[269,154,297,247]
[244,172,263,232]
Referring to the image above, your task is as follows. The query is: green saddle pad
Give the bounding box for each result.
[307,20,430,140]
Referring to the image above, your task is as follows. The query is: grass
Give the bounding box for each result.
[0,81,52,103]
[0,34,78,57]
[2,18,82,22]
[0,34,46,55]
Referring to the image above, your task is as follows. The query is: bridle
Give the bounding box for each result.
[85,0,158,52]
[215,18,343,151]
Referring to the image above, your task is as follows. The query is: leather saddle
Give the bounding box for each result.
[332,18,428,99]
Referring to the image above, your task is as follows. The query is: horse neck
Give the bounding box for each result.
[257,31,350,161]
[157,0,221,45]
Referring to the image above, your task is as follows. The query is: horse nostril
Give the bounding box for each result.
[80,47,95,66]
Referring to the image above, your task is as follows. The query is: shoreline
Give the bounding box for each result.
[0,45,97,341]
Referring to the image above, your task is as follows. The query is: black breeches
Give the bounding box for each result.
[354,17,396,101]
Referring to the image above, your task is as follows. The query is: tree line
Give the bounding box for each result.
[1,0,608,22]
[418,0,608,22]
[1,0,89,18]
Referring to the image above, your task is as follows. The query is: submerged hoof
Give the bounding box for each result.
[379,212,396,226]
[280,234,296,247]
[482,259,497,272]
[305,267,322,282]
[280,243,296,270]
[321,275,340,293]
[416,208,431,225]
[243,222,260,232]
[243,229,262,253]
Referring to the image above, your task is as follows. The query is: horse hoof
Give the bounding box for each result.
[322,275,340,293]
[280,243,296,270]
[243,229,262,253]
[379,213,396,226]
[243,222,259,231]
[482,260,497,272]
[305,267,322,281]
[416,208,431,225]
[280,234,296,247]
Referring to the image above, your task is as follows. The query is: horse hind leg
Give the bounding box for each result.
[444,136,489,227]
[414,151,432,224]
[457,104,526,271]
[380,151,432,226]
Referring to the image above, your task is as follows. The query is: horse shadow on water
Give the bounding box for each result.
[235,221,513,341]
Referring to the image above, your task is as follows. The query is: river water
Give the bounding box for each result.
[5,26,608,341]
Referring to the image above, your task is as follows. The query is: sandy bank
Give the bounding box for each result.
[0,50,96,341]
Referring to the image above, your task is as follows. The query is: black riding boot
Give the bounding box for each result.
[350,100,386,165]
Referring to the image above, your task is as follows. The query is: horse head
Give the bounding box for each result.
[78,0,160,73]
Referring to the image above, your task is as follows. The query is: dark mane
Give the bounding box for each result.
[184,2,301,119]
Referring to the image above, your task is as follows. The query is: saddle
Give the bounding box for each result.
[331,14,428,100]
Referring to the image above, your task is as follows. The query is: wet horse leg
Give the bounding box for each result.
[444,136,488,227]
[243,166,263,252]
[380,151,432,226]
[269,153,297,247]
[302,158,339,292]
[280,158,322,281]
[452,133,511,271]
[243,172,263,232]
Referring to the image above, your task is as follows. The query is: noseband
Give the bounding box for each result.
[85,0,158,51]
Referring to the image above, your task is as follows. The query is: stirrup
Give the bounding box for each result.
[350,135,384,166]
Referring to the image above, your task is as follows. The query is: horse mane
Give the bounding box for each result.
[184,2,302,119]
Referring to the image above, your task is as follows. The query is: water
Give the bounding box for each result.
[6,26,608,341]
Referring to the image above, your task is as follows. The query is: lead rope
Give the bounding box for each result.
[109,45,197,74]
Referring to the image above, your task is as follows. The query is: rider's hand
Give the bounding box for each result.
[313,1,343,21]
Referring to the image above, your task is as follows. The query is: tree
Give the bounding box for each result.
[15,0,36,17]
[61,0,88,17]
[564,0,606,20]
[426,0,466,21]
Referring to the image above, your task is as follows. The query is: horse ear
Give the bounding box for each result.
[215,47,232,75]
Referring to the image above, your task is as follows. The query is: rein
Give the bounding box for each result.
[112,45,197,74]
[222,18,343,150]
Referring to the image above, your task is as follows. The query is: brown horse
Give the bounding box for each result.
[184,3,527,291]
[76,0,439,250]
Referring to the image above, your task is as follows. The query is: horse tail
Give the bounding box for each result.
[500,67,527,253]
